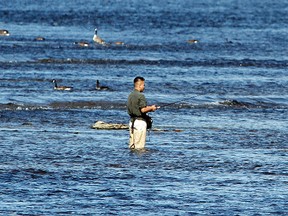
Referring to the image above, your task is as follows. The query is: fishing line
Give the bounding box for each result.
[159,95,251,110]
[159,95,201,108]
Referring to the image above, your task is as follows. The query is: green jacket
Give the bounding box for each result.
[127,89,147,117]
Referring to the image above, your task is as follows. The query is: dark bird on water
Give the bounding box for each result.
[52,79,73,91]
[187,39,198,44]
[74,41,89,47]
[0,29,10,36]
[34,37,45,41]
[96,80,109,90]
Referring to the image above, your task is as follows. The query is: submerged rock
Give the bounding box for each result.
[91,121,129,130]
[91,121,179,132]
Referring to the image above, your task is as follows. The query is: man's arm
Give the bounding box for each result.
[141,105,159,113]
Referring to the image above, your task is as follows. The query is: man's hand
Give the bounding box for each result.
[141,105,160,113]
[151,105,160,111]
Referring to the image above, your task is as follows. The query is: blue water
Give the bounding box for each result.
[1,0,288,215]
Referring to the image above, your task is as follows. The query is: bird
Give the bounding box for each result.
[0,29,10,36]
[74,41,89,47]
[114,41,125,46]
[96,80,109,90]
[52,79,73,91]
[34,37,45,41]
[93,28,106,45]
[187,39,199,44]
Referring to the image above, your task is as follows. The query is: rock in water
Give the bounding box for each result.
[91,121,129,130]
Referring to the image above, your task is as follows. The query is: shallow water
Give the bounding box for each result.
[1,0,288,215]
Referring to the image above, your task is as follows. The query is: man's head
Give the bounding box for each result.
[134,76,145,92]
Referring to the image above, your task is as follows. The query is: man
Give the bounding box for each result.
[127,76,159,150]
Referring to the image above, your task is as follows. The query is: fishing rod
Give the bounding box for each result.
[159,95,200,108]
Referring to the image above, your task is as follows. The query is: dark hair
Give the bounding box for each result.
[134,76,145,84]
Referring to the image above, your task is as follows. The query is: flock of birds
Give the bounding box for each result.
[1,28,112,91]
[74,28,125,47]
[0,28,199,46]
[1,27,198,91]
[0,28,126,46]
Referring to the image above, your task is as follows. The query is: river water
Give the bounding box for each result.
[0,0,287,215]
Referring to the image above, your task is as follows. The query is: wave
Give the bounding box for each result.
[37,58,288,68]
[0,58,287,69]
[0,101,126,111]
[0,99,286,111]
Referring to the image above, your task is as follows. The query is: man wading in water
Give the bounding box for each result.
[127,76,159,150]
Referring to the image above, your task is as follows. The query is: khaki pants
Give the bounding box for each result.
[129,119,147,149]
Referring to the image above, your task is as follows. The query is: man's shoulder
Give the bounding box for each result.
[129,89,142,96]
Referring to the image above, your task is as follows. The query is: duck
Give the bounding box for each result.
[74,41,89,47]
[96,80,109,90]
[93,28,106,45]
[0,29,10,36]
[34,37,45,41]
[187,39,199,44]
[114,41,125,46]
[52,79,73,91]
